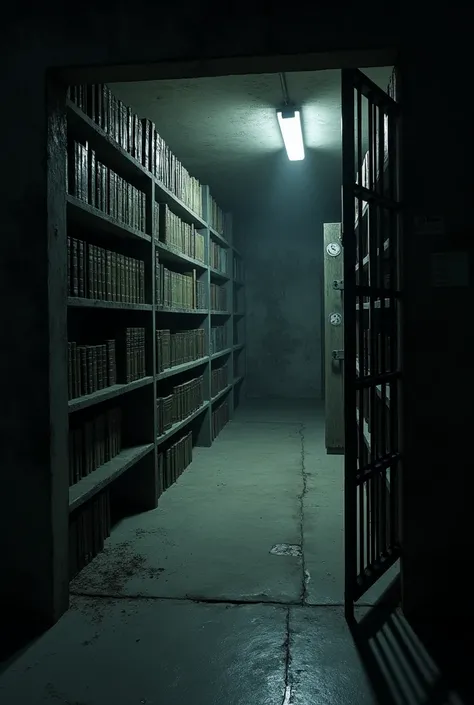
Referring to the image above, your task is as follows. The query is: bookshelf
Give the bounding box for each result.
[65,84,246,584]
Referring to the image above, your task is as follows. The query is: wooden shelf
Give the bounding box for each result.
[211,348,232,361]
[156,307,209,315]
[233,376,244,386]
[67,100,150,186]
[67,195,151,243]
[68,297,152,311]
[233,245,243,258]
[233,311,245,317]
[154,180,207,229]
[69,443,154,513]
[233,343,245,351]
[156,357,208,381]
[157,402,209,445]
[209,267,230,281]
[211,384,232,404]
[68,376,154,413]
[211,310,231,316]
[209,226,230,248]
[155,240,207,270]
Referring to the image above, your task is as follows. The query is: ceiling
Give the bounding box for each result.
[110,67,392,217]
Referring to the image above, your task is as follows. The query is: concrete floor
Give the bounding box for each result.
[0,400,465,704]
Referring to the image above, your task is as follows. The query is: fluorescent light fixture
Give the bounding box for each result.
[277,108,305,161]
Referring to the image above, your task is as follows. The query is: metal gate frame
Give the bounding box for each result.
[342,68,402,622]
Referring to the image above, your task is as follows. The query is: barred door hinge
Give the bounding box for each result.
[332,350,344,361]
[333,279,344,290]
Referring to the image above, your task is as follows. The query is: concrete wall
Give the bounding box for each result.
[2,7,472,627]
[235,151,340,399]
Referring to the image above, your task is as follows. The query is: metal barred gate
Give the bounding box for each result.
[341,68,402,621]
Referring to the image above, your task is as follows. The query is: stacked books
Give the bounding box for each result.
[68,340,116,399]
[69,490,111,579]
[156,374,205,436]
[211,365,229,398]
[158,431,193,492]
[68,84,203,217]
[67,237,146,304]
[68,407,121,485]
[210,325,227,354]
[155,253,206,310]
[212,401,229,440]
[209,194,226,236]
[155,204,205,263]
[68,140,146,232]
[210,241,228,274]
[156,328,205,372]
[210,283,227,312]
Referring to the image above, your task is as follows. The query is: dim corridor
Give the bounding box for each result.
[0,401,454,705]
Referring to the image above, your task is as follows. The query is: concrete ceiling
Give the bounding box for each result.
[111,67,392,217]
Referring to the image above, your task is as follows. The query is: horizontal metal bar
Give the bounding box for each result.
[352,549,401,602]
[355,285,400,298]
[356,452,400,485]
[353,184,399,209]
[355,371,399,388]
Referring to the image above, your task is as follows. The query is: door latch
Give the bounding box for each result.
[332,350,344,361]
[333,279,344,290]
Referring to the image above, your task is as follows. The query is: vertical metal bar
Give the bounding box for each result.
[342,70,357,621]
[356,87,365,577]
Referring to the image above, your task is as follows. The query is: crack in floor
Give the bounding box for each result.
[298,423,309,605]
[281,608,292,705]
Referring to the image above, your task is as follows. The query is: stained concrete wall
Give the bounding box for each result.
[235,151,340,399]
[2,7,473,628]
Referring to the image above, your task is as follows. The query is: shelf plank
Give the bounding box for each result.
[69,443,154,513]
[67,195,151,243]
[209,267,230,282]
[233,311,245,317]
[209,226,230,248]
[156,401,209,445]
[211,384,232,404]
[233,376,243,386]
[154,180,207,229]
[156,307,209,315]
[233,245,243,258]
[67,100,150,185]
[69,376,154,413]
[233,343,245,351]
[68,297,153,311]
[210,310,231,316]
[211,348,232,361]
[156,357,208,381]
[155,240,207,270]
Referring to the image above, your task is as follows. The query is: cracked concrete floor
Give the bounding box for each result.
[0,400,415,704]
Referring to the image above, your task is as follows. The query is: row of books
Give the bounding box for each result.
[210,283,228,312]
[210,325,227,354]
[156,328,205,373]
[158,431,193,492]
[211,365,229,398]
[210,241,228,274]
[68,407,122,486]
[68,141,146,232]
[69,490,111,579]
[233,257,244,282]
[212,401,229,441]
[155,204,205,263]
[155,255,206,310]
[121,328,147,383]
[67,237,146,304]
[68,340,116,400]
[69,84,203,217]
[209,195,226,237]
[156,375,205,436]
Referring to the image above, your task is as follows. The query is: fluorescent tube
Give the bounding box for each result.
[277,109,305,161]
